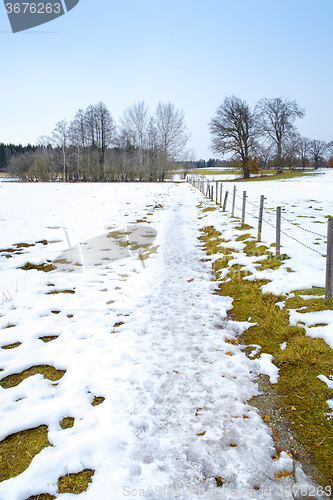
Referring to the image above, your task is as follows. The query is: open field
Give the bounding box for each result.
[0,175,333,498]
[187,168,321,182]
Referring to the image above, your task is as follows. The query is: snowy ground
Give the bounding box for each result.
[195,170,333,348]
[0,177,332,499]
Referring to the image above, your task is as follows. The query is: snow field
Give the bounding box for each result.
[0,180,327,499]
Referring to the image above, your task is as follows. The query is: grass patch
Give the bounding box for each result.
[47,289,75,295]
[231,170,318,182]
[20,262,55,272]
[213,256,233,274]
[1,342,21,349]
[199,226,235,256]
[243,239,269,257]
[1,322,16,329]
[0,425,52,482]
[256,254,290,271]
[224,279,333,487]
[92,396,105,406]
[235,233,254,242]
[58,469,94,494]
[0,365,66,389]
[202,207,217,212]
[188,168,242,176]
[39,336,58,343]
[234,224,253,231]
[26,496,56,500]
[60,417,75,429]
[285,288,333,312]
[200,222,333,487]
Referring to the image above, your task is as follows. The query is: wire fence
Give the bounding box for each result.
[187,176,333,300]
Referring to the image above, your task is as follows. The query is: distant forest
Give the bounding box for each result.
[0,143,37,172]
[1,97,333,181]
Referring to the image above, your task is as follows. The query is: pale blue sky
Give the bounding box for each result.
[0,0,332,159]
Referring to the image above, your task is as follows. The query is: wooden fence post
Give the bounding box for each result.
[258,195,264,241]
[206,183,210,197]
[231,185,236,217]
[325,218,333,300]
[223,190,229,211]
[220,183,223,205]
[211,185,214,201]
[216,182,218,204]
[276,206,281,257]
[241,191,247,226]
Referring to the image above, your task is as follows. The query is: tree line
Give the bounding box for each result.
[6,101,192,182]
[3,96,333,181]
[209,96,333,178]
[0,143,37,172]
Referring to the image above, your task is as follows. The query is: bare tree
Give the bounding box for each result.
[120,100,150,180]
[84,105,97,150]
[309,139,328,169]
[68,109,87,180]
[209,95,257,179]
[154,102,191,180]
[52,119,68,180]
[256,142,275,169]
[146,117,160,181]
[256,97,305,173]
[295,135,311,169]
[36,135,54,179]
[94,102,116,168]
[84,103,116,178]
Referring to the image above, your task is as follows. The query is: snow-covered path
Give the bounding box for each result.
[115,187,278,497]
[105,186,313,500]
[0,183,317,499]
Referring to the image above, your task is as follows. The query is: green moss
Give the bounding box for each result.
[0,426,52,482]
[0,365,66,389]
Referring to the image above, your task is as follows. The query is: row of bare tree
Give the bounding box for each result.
[9,101,192,182]
[7,96,333,181]
[209,96,333,178]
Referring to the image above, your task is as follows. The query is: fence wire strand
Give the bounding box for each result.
[189,177,327,257]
